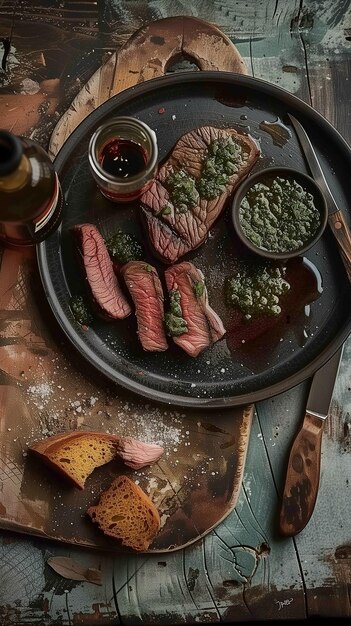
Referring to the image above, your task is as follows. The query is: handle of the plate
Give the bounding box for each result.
[328,210,351,282]
[112,16,247,95]
[49,16,248,159]
[279,412,324,536]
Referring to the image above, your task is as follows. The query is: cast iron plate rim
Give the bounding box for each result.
[37,70,351,409]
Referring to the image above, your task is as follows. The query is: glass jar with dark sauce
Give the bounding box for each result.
[88,117,158,203]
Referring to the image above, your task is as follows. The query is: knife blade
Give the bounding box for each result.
[288,114,351,282]
[279,345,344,536]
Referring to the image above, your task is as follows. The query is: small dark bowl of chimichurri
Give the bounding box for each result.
[231,166,328,260]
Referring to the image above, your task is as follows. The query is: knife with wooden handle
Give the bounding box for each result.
[289,114,351,282]
[279,346,343,536]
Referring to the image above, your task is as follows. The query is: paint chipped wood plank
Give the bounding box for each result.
[257,338,351,617]
[0,536,117,625]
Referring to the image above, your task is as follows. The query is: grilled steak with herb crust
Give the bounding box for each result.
[165,262,226,357]
[121,261,168,352]
[74,224,131,320]
[141,126,260,264]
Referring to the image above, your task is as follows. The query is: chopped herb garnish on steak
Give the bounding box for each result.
[193,280,205,299]
[197,136,244,199]
[164,289,188,336]
[140,126,260,264]
[160,205,172,215]
[197,171,228,199]
[165,169,199,213]
[165,137,245,211]
[105,231,143,264]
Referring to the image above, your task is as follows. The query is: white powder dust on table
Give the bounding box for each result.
[110,403,183,447]
[27,383,54,409]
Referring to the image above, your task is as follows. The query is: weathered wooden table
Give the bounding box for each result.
[0,1,350,623]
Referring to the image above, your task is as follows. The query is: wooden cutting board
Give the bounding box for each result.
[0,16,253,553]
[48,15,247,158]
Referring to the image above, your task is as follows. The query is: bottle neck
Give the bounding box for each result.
[0,154,31,192]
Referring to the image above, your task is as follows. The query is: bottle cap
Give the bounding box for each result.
[0,130,23,176]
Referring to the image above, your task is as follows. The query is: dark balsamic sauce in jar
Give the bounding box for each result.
[99,138,147,179]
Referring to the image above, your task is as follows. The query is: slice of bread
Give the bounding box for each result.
[87,475,161,551]
[29,431,121,489]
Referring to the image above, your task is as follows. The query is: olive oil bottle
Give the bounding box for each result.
[0,130,63,247]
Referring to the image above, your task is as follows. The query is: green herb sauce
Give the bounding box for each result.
[239,176,321,253]
[165,136,244,212]
[70,295,93,326]
[193,280,205,299]
[198,136,244,199]
[225,262,290,320]
[165,169,199,213]
[164,289,188,336]
[105,231,143,264]
[160,205,172,215]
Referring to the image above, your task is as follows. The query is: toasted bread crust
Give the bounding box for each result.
[29,431,164,490]
[29,431,122,489]
[87,475,161,551]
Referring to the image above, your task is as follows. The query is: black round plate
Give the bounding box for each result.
[37,72,351,408]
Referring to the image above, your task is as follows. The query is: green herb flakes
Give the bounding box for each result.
[105,231,143,264]
[165,136,244,212]
[164,289,188,336]
[225,262,290,320]
[239,176,321,253]
[70,295,93,326]
[193,280,205,299]
[160,205,172,215]
[165,169,199,213]
[198,136,243,200]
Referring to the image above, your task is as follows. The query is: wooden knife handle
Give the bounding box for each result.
[328,210,351,282]
[279,412,324,536]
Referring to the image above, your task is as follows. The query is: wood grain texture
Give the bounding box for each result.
[0,410,305,624]
[257,338,351,617]
[0,0,351,623]
[0,9,101,146]
[0,245,253,554]
[0,14,254,558]
[48,15,247,158]
[288,4,351,613]
[279,412,324,536]
[0,370,253,553]
[0,537,117,624]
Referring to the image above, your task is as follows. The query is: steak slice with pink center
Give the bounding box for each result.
[164,262,226,357]
[141,125,260,264]
[121,261,168,352]
[74,223,131,320]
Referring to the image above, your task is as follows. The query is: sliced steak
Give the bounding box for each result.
[121,261,168,352]
[141,126,260,264]
[164,262,225,357]
[74,223,131,320]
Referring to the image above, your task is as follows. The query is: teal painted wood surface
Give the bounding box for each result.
[0,0,350,623]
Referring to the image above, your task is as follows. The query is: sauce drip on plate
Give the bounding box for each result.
[225,257,323,366]
[259,118,292,147]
